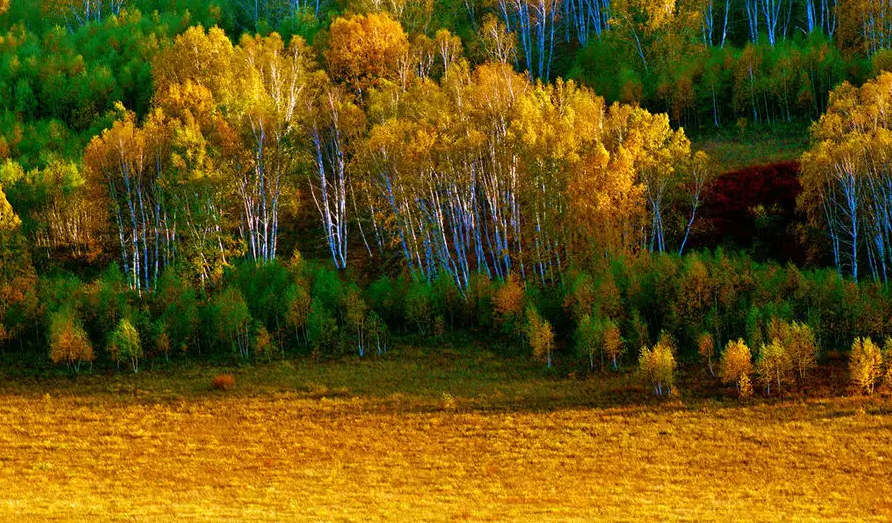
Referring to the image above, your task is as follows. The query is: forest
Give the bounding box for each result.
[3,0,892,399]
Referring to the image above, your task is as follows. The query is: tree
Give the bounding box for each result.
[325,13,410,99]
[698,332,716,377]
[603,320,624,369]
[108,318,142,373]
[494,273,526,336]
[525,305,555,368]
[342,287,369,356]
[252,325,277,361]
[285,283,311,344]
[0,184,20,232]
[785,321,818,380]
[850,337,883,394]
[206,287,252,359]
[575,314,601,371]
[756,339,792,395]
[639,341,676,396]
[720,338,753,396]
[49,308,94,372]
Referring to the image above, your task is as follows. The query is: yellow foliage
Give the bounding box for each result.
[720,338,752,395]
[326,12,410,96]
[639,341,676,395]
[757,339,793,395]
[525,306,554,368]
[850,337,883,394]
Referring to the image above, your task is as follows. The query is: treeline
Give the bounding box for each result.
[5,244,892,392]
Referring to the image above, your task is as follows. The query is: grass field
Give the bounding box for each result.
[1,341,891,522]
[691,124,810,172]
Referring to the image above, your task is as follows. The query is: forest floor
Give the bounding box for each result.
[1,340,891,522]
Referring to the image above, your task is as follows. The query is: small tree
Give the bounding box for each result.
[720,338,753,396]
[207,287,251,359]
[155,328,171,364]
[785,321,818,380]
[366,311,389,355]
[494,273,526,337]
[575,314,601,371]
[603,320,624,369]
[639,342,676,396]
[49,309,94,373]
[883,338,892,392]
[285,284,311,344]
[525,305,555,368]
[342,288,368,356]
[108,318,142,373]
[697,332,716,377]
[850,337,883,394]
[251,325,277,362]
[756,339,792,396]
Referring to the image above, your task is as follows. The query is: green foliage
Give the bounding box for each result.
[306,297,338,357]
[154,269,198,355]
[203,286,251,359]
[108,318,142,373]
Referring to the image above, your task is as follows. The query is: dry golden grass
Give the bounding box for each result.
[0,348,891,521]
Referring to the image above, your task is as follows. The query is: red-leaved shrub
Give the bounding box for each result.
[212,374,235,391]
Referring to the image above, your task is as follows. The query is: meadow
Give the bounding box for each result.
[1,341,891,522]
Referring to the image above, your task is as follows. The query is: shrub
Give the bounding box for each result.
[850,337,883,394]
[212,374,235,390]
[720,338,752,396]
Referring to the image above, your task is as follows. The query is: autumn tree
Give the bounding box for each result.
[325,13,410,99]
[785,321,818,380]
[49,308,94,372]
[800,73,892,283]
[494,273,526,336]
[603,321,624,369]
[720,338,753,396]
[525,305,555,368]
[639,341,676,396]
[698,332,716,377]
[850,337,883,394]
[757,339,792,395]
